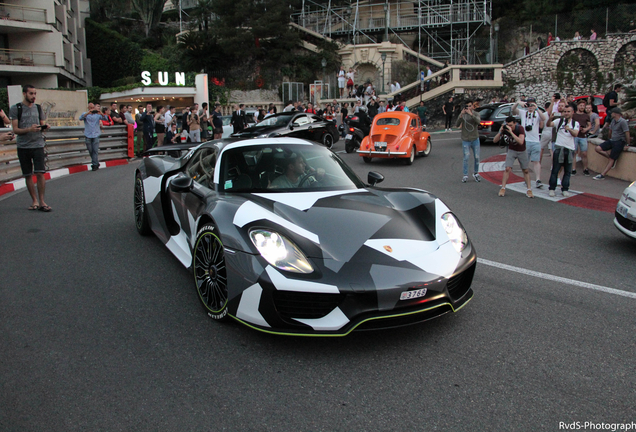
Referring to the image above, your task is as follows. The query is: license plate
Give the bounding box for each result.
[345,134,352,140]
[400,288,427,301]
[617,202,629,218]
[375,142,387,149]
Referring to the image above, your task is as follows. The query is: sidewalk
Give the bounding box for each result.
[480,153,628,213]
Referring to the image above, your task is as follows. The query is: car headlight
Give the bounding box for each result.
[257,133,269,138]
[249,229,314,274]
[440,213,468,253]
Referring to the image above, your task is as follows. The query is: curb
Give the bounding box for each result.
[0,159,132,198]
[479,154,619,213]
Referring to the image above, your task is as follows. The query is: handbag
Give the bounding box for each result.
[347,78,354,86]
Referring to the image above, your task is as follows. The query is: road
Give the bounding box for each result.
[1,133,634,431]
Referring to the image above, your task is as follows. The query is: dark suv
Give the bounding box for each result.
[476,103,546,144]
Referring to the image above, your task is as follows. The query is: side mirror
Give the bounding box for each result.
[169,176,194,193]
[368,171,384,186]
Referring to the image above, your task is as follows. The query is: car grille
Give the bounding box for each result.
[446,262,476,301]
[616,212,636,232]
[371,134,398,145]
[273,291,346,319]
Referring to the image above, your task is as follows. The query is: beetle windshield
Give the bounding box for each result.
[376,118,401,126]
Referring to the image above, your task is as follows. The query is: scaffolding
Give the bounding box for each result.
[290,0,493,64]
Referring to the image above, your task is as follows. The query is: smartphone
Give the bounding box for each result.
[38,125,47,130]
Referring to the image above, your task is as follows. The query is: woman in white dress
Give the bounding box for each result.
[337,66,346,98]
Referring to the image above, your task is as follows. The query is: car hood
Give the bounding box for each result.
[231,188,452,268]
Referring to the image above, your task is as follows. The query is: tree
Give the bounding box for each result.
[131,0,164,37]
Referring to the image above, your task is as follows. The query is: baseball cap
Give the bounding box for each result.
[612,107,622,114]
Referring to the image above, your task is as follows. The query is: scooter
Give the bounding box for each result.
[340,114,370,153]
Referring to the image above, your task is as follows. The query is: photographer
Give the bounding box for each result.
[512,97,547,188]
[494,116,533,198]
[547,105,579,197]
[456,100,481,183]
[79,104,109,171]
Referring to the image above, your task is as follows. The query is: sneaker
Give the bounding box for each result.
[583,169,590,176]
[473,173,481,182]
[549,190,556,197]
[526,189,534,198]
[462,176,468,183]
[563,191,572,197]
[593,174,605,180]
[535,179,543,189]
[571,169,576,176]
[498,188,505,197]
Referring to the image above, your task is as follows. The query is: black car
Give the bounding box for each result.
[477,103,546,144]
[231,112,339,149]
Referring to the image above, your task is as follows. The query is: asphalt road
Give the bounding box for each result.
[1,134,635,431]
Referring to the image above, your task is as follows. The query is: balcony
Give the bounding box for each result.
[0,48,56,67]
[0,3,47,24]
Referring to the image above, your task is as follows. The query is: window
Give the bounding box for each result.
[376,117,401,126]
[293,115,310,126]
[186,147,217,187]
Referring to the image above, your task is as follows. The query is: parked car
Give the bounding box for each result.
[357,111,432,165]
[573,95,607,127]
[477,102,547,144]
[615,181,636,239]
[230,112,339,148]
[134,138,476,335]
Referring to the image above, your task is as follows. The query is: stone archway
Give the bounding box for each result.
[556,48,600,94]
[354,62,381,87]
[613,41,636,79]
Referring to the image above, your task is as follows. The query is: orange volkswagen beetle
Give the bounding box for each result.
[358,111,431,165]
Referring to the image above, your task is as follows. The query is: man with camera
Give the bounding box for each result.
[456,100,481,183]
[494,116,534,198]
[512,97,547,188]
[79,103,109,171]
[546,105,579,197]
[9,85,52,211]
[571,99,591,176]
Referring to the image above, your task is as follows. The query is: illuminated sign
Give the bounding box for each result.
[141,71,186,86]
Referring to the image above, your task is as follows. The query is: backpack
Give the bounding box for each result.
[16,102,43,124]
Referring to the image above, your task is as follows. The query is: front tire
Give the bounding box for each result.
[193,224,229,321]
[421,138,432,157]
[134,173,151,236]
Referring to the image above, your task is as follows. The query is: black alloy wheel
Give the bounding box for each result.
[323,133,334,149]
[193,224,229,320]
[134,173,151,235]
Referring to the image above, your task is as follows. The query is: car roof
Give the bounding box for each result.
[374,111,418,119]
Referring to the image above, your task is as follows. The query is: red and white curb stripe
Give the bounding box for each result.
[479,154,619,213]
[0,159,131,198]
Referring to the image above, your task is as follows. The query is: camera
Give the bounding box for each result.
[525,124,533,132]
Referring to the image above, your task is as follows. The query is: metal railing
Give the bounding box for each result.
[0,2,47,23]
[0,48,56,67]
[0,126,133,183]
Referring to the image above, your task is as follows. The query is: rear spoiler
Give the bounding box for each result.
[142,143,199,158]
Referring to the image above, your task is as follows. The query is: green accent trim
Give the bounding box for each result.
[193,229,228,314]
[227,292,473,337]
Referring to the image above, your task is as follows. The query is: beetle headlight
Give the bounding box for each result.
[249,229,314,274]
[440,213,468,253]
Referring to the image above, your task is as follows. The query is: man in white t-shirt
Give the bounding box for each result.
[547,105,579,197]
[540,93,563,160]
[513,97,547,188]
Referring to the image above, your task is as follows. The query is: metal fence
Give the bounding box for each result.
[0,126,133,183]
[282,82,305,104]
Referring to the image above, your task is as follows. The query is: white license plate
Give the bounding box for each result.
[345,134,352,140]
[375,142,387,149]
[617,202,629,218]
[400,288,427,301]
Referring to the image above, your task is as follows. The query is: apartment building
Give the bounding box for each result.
[0,0,91,89]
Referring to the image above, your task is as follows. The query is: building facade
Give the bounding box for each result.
[0,0,91,89]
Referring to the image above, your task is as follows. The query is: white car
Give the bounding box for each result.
[615,181,636,239]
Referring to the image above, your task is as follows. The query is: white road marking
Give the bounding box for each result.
[477,258,636,299]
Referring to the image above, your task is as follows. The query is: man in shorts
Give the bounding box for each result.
[212,104,223,140]
[9,84,52,211]
[594,108,630,180]
[571,99,591,176]
[512,97,546,188]
[494,116,533,198]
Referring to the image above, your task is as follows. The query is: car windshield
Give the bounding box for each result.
[376,118,401,126]
[478,108,494,119]
[222,116,231,126]
[253,114,293,128]
[219,143,365,193]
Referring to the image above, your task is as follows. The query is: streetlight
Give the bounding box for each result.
[321,58,327,99]
[494,22,500,63]
[381,52,387,94]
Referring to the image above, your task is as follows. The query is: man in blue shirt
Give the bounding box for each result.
[79,104,108,171]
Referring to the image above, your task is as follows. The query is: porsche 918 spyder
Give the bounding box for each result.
[134,138,476,336]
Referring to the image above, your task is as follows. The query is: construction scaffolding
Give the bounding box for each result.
[291,0,493,64]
